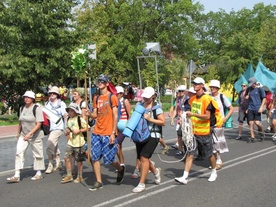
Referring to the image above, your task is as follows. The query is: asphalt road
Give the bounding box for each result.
[1,112,276,207]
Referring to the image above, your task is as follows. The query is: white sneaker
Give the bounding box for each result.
[131,169,140,179]
[154,168,161,185]
[132,183,146,193]
[272,134,276,141]
[45,164,54,174]
[208,172,217,182]
[175,176,188,185]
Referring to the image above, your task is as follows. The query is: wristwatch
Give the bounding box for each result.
[112,131,116,135]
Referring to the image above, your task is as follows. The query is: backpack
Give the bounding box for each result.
[96,93,122,120]
[131,103,161,143]
[20,104,50,135]
[79,100,95,127]
[207,96,223,128]
[266,92,273,110]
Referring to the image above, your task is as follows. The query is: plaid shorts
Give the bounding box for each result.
[91,134,118,165]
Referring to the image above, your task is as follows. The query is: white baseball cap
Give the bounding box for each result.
[23,91,35,99]
[142,87,155,98]
[116,86,124,94]
[192,77,205,85]
[210,80,220,89]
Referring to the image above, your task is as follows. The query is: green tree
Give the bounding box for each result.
[76,0,201,87]
[0,0,80,103]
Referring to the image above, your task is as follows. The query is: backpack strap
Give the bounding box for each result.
[96,93,113,108]
[32,104,38,117]
[77,116,82,129]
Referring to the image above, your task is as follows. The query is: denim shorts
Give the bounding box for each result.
[91,134,118,165]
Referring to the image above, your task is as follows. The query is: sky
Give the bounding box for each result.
[196,0,276,13]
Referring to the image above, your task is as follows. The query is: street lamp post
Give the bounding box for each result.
[137,42,162,103]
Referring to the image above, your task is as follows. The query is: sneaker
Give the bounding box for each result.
[265,128,271,133]
[61,175,73,184]
[216,163,223,170]
[31,174,43,181]
[247,138,255,143]
[89,182,103,191]
[171,143,179,149]
[131,169,140,179]
[149,160,155,173]
[74,176,83,183]
[45,164,54,174]
[154,168,161,185]
[7,176,20,183]
[176,151,184,156]
[175,176,188,185]
[208,172,217,182]
[235,135,242,140]
[54,162,63,171]
[272,134,276,141]
[161,145,169,154]
[132,183,146,193]
[116,165,125,184]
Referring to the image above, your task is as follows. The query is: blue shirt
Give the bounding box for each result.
[248,87,266,111]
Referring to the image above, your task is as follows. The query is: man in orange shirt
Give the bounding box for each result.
[174,77,217,185]
[86,74,125,191]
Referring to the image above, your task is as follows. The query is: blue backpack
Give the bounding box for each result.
[131,103,161,143]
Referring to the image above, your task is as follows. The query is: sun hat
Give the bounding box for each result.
[23,91,35,99]
[177,85,187,91]
[141,87,155,98]
[66,103,80,114]
[49,86,60,95]
[116,86,124,94]
[192,77,205,85]
[210,80,221,89]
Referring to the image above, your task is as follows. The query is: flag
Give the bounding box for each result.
[254,61,276,93]
[234,63,255,93]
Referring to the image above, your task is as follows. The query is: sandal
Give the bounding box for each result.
[31,174,43,181]
[7,176,20,183]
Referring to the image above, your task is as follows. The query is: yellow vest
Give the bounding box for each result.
[190,95,211,135]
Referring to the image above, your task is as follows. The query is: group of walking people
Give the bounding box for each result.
[6,74,276,193]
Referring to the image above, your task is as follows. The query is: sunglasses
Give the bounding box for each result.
[178,90,185,92]
[241,85,246,87]
[193,83,201,86]
[98,80,106,84]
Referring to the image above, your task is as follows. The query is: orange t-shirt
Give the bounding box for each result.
[93,93,118,135]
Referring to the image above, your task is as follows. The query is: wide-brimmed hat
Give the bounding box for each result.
[188,87,196,94]
[210,80,220,89]
[66,103,80,114]
[141,87,155,98]
[23,91,35,99]
[49,86,60,95]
